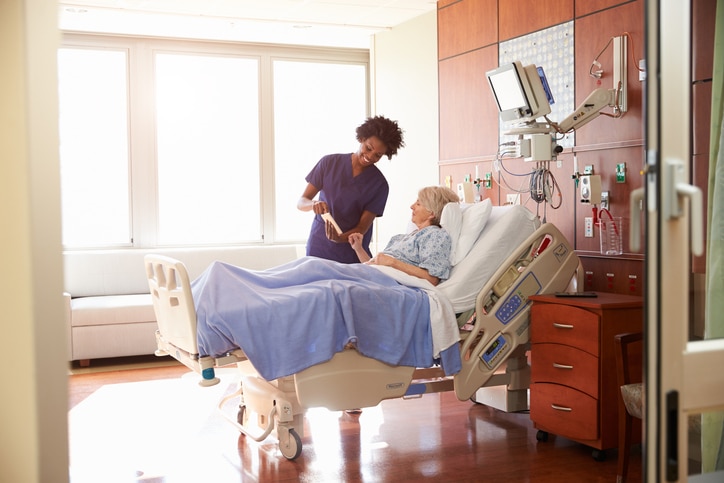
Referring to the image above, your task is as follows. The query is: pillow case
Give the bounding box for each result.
[451,199,493,265]
[439,202,463,263]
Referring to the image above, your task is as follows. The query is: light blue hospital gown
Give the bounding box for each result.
[382,226,452,280]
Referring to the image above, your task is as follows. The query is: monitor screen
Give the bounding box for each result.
[486,61,552,126]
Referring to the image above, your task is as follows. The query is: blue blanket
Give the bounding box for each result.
[192,257,461,381]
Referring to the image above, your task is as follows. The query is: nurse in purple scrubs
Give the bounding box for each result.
[297,116,405,264]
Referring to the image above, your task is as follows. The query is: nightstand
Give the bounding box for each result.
[528,292,643,460]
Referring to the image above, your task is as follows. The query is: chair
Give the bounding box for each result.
[615,332,644,483]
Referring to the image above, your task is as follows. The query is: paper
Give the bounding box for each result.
[321,212,343,235]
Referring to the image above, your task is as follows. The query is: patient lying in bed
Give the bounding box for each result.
[192,186,462,383]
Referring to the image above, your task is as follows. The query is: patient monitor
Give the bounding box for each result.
[487,50,627,162]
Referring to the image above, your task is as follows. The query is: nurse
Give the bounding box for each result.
[297,116,405,263]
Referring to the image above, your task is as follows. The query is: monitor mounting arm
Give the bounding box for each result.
[553,87,621,134]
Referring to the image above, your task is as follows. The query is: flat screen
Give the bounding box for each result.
[486,61,552,126]
[488,67,529,112]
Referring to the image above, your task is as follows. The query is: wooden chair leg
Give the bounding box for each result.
[618,409,633,483]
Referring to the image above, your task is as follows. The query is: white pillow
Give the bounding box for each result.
[451,199,493,265]
[440,203,463,263]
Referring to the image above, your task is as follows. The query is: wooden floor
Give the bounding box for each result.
[68,356,642,482]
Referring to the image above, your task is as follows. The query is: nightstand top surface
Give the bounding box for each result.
[529,292,643,309]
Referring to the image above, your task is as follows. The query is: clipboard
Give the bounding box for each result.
[321,212,343,235]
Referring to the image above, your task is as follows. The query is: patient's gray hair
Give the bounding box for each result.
[418,186,460,226]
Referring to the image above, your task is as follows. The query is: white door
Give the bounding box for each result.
[643,1,724,481]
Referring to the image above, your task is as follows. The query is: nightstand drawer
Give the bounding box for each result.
[530,383,598,441]
[530,304,600,356]
[531,343,599,398]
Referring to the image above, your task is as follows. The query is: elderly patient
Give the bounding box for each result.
[349,185,459,286]
[193,185,462,381]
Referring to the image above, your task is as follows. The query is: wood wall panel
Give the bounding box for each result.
[438,46,499,161]
[499,0,573,41]
[573,0,644,147]
[693,81,712,156]
[578,256,644,295]
[692,0,717,82]
[437,0,497,59]
[575,0,634,18]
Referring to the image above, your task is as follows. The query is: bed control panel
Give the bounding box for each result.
[480,333,509,369]
[495,272,542,324]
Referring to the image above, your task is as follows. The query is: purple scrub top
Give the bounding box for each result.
[305,153,389,263]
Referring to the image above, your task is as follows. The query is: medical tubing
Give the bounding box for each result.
[598,208,620,235]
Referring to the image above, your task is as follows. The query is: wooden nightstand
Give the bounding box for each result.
[528,292,643,460]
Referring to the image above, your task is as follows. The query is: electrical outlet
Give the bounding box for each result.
[506,194,520,205]
[584,217,594,237]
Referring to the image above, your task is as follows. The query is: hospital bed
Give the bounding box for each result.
[145,204,582,460]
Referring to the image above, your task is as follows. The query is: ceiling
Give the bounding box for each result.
[58,0,438,49]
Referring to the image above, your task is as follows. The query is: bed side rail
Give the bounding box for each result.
[454,223,581,400]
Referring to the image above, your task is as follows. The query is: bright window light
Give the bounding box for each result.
[273,60,367,242]
[155,53,261,245]
[58,47,131,247]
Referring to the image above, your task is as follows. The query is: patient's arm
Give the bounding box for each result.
[369,253,441,286]
[349,232,371,262]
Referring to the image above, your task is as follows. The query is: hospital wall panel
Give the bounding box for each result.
[437,0,497,60]
[438,45,499,161]
[574,0,634,18]
[578,256,644,296]
[498,0,573,42]
[572,0,645,147]
[692,0,717,82]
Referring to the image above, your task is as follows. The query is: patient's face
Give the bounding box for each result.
[410,199,433,228]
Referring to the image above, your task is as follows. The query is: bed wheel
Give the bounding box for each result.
[536,430,549,442]
[592,449,607,462]
[279,428,302,460]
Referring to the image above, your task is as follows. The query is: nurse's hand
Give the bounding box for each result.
[312,200,328,215]
[325,220,344,242]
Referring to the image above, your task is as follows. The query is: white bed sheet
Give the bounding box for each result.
[438,205,541,313]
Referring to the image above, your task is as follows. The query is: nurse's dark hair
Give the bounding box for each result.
[355,115,405,160]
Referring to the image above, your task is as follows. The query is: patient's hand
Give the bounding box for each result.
[349,232,363,250]
[349,232,371,263]
[369,253,395,267]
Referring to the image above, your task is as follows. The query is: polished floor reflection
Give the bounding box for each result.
[68,357,642,482]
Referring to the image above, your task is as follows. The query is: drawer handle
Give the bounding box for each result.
[553,363,573,370]
[551,404,573,412]
[553,323,575,329]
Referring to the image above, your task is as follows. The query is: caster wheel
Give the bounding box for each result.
[592,449,607,461]
[536,430,549,442]
[279,428,302,460]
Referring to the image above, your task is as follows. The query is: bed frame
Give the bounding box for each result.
[145,222,581,459]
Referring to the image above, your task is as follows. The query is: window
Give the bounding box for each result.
[58,47,131,247]
[272,60,368,241]
[58,35,368,248]
[155,53,261,244]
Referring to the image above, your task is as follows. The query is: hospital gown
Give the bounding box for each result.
[382,226,452,281]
